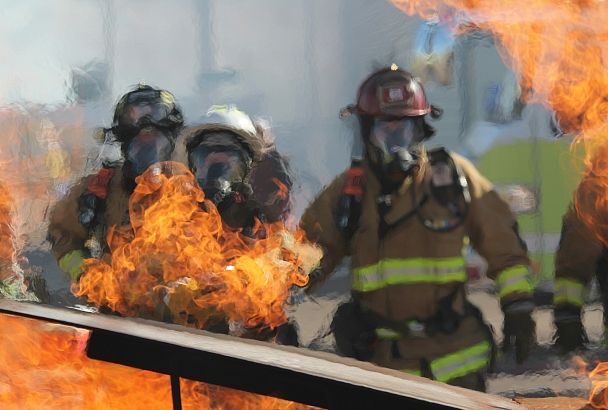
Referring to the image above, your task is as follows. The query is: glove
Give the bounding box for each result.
[331,300,377,361]
[502,300,535,364]
[554,305,587,354]
[58,249,88,282]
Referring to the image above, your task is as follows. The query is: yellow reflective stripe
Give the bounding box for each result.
[402,369,422,377]
[375,327,401,340]
[554,278,585,307]
[496,265,533,299]
[430,340,491,383]
[352,257,466,292]
[58,250,87,282]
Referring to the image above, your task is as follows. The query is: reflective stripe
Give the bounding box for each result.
[352,257,466,292]
[58,250,87,282]
[554,278,585,307]
[402,369,421,377]
[430,340,491,383]
[496,265,533,299]
[375,328,401,340]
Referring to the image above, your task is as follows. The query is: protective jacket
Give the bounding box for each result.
[300,150,532,383]
[48,166,131,280]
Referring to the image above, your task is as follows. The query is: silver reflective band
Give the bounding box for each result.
[353,257,466,292]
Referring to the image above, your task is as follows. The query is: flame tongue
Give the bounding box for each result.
[589,362,608,409]
[390,0,608,244]
[76,161,319,331]
[0,182,15,279]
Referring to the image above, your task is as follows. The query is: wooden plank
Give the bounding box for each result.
[0,299,523,410]
[515,397,589,410]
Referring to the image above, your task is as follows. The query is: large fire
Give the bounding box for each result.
[75,161,321,333]
[391,1,608,406]
[0,312,318,409]
[0,106,86,300]
[390,0,608,245]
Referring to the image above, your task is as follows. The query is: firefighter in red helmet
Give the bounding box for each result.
[300,66,535,391]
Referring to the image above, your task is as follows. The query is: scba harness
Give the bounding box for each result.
[336,147,471,241]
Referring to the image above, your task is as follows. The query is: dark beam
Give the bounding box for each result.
[0,300,523,410]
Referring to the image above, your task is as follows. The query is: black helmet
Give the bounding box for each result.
[111,85,184,142]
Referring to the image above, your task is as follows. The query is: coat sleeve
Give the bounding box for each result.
[454,154,532,305]
[299,173,349,292]
[554,204,603,308]
[47,177,90,280]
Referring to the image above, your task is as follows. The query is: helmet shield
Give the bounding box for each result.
[113,102,177,140]
[112,87,183,141]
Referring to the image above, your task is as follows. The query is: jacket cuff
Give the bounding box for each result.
[554,278,585,308]
[496,265,533,300]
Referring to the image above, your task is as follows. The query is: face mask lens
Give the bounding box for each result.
[125,129,173,175]
[188,146,245,187]
[370,118,417,156]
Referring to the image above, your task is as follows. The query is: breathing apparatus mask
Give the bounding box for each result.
[365,116,426,184]
[187,131,252,208]
[121,127,175,185]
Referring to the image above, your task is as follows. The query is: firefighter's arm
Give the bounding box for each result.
[457,155,532,305]
[554,205,602,308]
[457,155,534,363]
[47,178,90,282]
[299,174,349,293]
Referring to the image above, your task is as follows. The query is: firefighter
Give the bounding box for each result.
[172,104,298,344]
[48,85,184,282]
[173,104,293,234]
[552,160,608,353]
[299,66,536,391]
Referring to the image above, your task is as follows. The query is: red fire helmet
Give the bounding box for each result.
[355,66,431,118]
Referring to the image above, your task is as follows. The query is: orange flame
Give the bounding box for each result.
[0,313,319,409]
[0,106,86,259]
[75,162,320,332]
[0,182,15,275]
[390,0,608,243]
[588,362,608,409]
[272,177,290,201]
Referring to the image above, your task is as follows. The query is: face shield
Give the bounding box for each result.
[188,144,249,204]
[113,102,175,141]
[123,127,174,182]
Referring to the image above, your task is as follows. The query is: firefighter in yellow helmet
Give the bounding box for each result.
[171,104,299,344]
[299,66,536,391]
[173,105,293,234]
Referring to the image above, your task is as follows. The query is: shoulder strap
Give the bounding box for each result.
[336,161,364,240]
[416,148,470,232]
[86,167,116,200]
